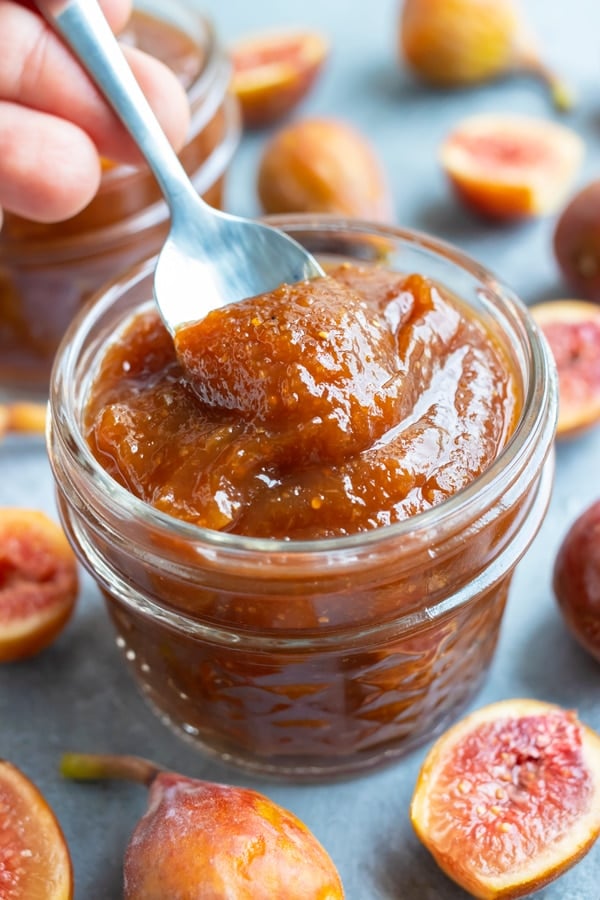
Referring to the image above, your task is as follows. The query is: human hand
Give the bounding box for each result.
[0,0,190,226]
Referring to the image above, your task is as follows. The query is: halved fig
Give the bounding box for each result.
[0,508,79,662]
[230,29,328,129]
[411,698,600,899]
[440,114,583,220]
[0,760,73,899]
[554,180,600,301]
[531,299,600,439]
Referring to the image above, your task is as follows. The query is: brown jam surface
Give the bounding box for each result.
[85,264,520,539]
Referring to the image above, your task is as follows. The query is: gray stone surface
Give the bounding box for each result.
[1,0,599,897]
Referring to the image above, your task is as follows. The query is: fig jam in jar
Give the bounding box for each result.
[0,0,239,393]
[48,219,557,779]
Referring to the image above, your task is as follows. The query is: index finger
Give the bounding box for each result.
[0,0,189,163]
[13,0,132,32]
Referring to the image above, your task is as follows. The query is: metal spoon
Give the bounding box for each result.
[35,0,324,334]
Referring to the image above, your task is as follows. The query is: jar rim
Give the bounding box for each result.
[49,217,558,557]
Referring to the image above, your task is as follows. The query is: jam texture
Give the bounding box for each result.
[85,264,519,539]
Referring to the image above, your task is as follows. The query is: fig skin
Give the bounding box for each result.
[61,753,345,900]
[0,508,79,662]
[399,0,572,109]
[0,759,73,900]
[411,698,600,900]
[553,499,600,663]
[231,30,329,129]
[554,180,600,302]
[257,117,394,221]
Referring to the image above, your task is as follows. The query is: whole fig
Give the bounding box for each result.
[554,181,600,302]
[61,753,345,899]
[553,499,600,662]
[257,117,393,221]
[400,0,572,109]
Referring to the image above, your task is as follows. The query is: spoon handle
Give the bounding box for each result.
[35,0,203,218]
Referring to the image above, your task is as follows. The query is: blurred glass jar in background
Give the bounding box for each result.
[0,0,240,393]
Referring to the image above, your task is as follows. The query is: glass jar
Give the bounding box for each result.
[47,218,557,780]
[0,0,239,394]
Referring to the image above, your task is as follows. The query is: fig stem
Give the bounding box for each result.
[518,53,575,111]
[0,402,47,439]
[60,753,164,787]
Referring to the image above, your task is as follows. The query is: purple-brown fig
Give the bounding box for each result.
[554,180,600,302]
[553,499,600,663]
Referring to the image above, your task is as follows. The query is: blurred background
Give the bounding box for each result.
[203,0,600,306]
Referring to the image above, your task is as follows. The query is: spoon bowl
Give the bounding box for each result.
[36,0,324,334]
[154,204,324,334]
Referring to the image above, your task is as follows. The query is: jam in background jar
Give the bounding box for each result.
[0,0,240,392]
[48,219,557,779]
